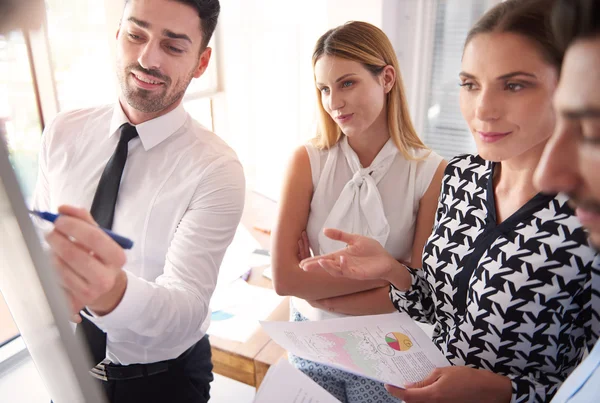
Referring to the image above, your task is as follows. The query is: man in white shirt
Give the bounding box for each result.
[534,0,600,401]
[33,0,245,402]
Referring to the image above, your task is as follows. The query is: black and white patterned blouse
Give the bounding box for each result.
[390,154,600,403]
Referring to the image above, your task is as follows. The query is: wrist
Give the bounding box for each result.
[89,271,128,316]
[383,260,412,291]
[484,370,512,403]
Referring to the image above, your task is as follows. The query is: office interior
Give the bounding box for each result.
[0,0,497,401]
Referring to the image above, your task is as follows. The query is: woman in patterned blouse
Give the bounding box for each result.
[300,0,599,402]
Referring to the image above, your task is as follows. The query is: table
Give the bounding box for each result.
[209,191,288,388]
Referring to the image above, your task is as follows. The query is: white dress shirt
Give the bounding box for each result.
[32,102,245,365]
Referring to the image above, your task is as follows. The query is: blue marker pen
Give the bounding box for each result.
[29,210,134,250]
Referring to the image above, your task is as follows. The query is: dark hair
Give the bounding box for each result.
[551,0,600,51]
[464,0,563,71]
[125,0,220,50]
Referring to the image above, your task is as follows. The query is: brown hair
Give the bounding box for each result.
[551,0,600,51]
[465,0,563,71]
[311,21,428,160]
[124,0,220,50]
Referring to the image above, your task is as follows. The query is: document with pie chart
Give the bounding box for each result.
[260,312,450,388]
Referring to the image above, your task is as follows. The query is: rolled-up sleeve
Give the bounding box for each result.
[389,266,436,325]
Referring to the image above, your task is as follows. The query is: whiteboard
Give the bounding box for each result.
[0,139,105,403]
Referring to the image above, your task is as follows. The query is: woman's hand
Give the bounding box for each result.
[299,228,399,281]
[385,366,512,403]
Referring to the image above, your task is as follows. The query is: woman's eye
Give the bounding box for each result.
[506,83,524,92]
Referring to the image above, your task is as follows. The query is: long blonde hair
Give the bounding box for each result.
[311,21,428,159]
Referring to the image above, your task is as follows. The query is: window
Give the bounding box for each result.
[0,31,42,347]
[186,38,219,99]
[46,0,117,110]
[419,0,499,160]
[0,32,43,205]
[184,38,219,130]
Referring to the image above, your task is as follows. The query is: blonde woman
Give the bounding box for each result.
[271,21,446,403]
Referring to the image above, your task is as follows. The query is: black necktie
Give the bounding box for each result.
[77,123,138,366]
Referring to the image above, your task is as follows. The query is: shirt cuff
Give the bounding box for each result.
[389,265,421,294]
[84,271,149,331]
[389,267,426,311]
[505,373,541,403]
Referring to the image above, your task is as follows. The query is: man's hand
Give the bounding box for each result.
[385,366,512,403]
[45,205,128,318]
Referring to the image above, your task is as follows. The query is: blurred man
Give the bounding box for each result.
[534,0,600,401]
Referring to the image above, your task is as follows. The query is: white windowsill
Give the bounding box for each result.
[0,336,28,375]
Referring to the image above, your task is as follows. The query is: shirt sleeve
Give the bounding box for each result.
[87,156,246,351]
[584,257,600,352]
[388,154,449,325]
[589,255,600,348]
[506,372,564,403]
[389,266,436,325]
[506,255,598,403]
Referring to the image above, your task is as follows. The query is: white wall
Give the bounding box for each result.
[385,0,436,135]
[326,0,385,27]
[213,0,326,200]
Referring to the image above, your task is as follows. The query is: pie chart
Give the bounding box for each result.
[385,332,413,351]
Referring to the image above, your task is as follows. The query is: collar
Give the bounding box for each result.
[108,101,188,151]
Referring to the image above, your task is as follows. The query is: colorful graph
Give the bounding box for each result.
[385,332,413,351]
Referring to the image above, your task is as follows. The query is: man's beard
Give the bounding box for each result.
[568,193,600,251]
[118,63,193,114]
[567,194,600,216]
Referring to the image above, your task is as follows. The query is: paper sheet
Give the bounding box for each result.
[217,224,262,286]
[262,266,273,280]
[254,359,340,403]
[208,279,284,342]
[260,312,450,388]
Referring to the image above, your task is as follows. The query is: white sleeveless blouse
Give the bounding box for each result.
[293,136,443,321]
